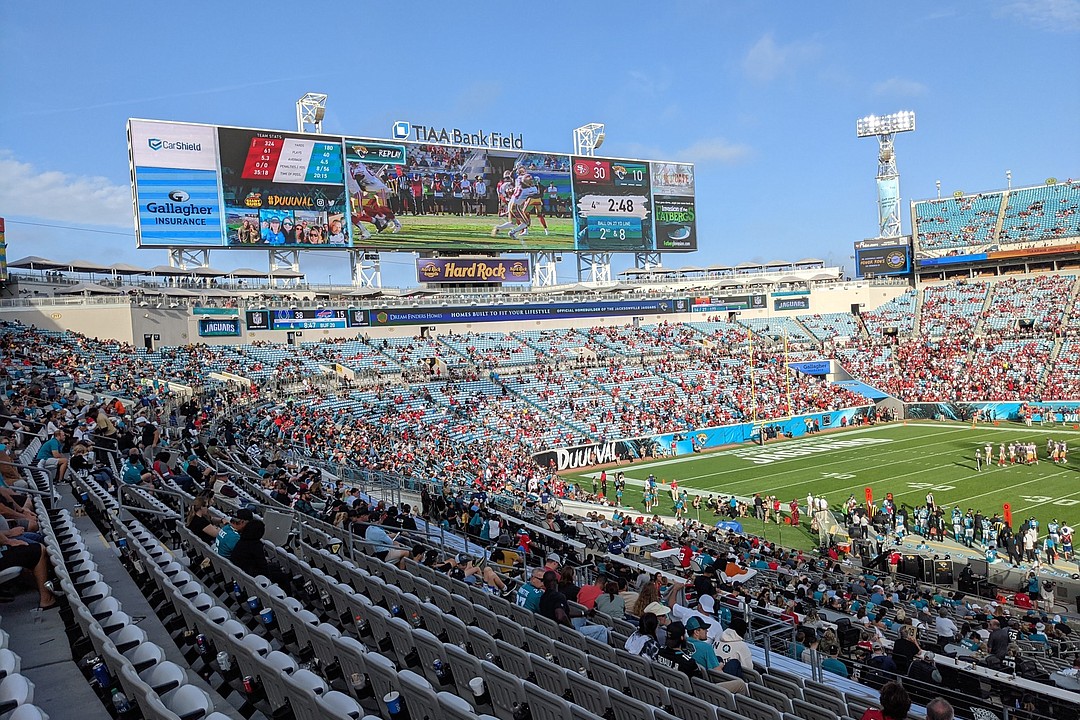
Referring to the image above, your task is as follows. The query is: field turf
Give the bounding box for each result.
[568,421,1080,551]
[365,213,576,251]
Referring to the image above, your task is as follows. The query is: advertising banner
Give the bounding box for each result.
[774,297,810,311]
[198,318,241,337]
[368,298,680,327]
[128,119,696,253]
[691,294,767,312]
[877,177,900,233]
[129,120,223,247]
[416,257,531,284]
[788,360,831,376]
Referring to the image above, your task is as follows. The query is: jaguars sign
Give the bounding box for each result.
[415,257,531,284]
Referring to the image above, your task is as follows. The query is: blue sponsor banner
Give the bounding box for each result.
[652,407,873,457]
[369,299,675,326]
[917,253,988,267]
[198,318,240,337]
[788,360,831,376]
[192,307,239,316]
[136,167,223,246]
[774,297,810,311]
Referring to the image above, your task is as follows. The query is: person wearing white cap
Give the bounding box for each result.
[668,581,724,644]
[1028,622,1049,643]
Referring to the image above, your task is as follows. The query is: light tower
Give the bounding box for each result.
[572,123,613,285]
[296,92,328,134]
[856,111,915,238]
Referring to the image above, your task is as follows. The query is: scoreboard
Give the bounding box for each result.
[240,135,343,184]
[245,308,369,331]
[854,237,912,278]
[129,119,697,253]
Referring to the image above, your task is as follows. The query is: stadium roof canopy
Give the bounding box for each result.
[145,265,191,276]
[795,258,825,266]
[810,272,839,281]
[8,255,66,270]
[188,266,229,277]
[109,263,149,275]
[706,264,735,271]
[67,259,112,273]
[225,267,267,278]
[777,275,805,283]
[117,285,162,295]
[345,287,383,297]
[56,282,123,295]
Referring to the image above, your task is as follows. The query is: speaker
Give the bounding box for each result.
[901,554,923,580]
[934,560,954,586]
[850,303,861,316]
[1018,318,1035,329]
[884,326,899,337]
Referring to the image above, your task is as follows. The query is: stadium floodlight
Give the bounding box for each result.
[296,92,328,133]
[856,110,916,239]
[574,123,606,156]
[855,111,915,138]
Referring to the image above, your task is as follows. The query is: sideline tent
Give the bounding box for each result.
[715,520,743,533]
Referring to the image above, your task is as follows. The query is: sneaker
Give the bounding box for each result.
[508,229,518,240]
[490,227,499,237]
[392,220,402,233]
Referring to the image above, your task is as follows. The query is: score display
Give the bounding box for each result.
[129,119,696,252]
[572,156,653,251]
[240,136,343,184]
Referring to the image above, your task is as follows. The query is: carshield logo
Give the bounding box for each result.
[391,121,410,140]
[148,138,163,151]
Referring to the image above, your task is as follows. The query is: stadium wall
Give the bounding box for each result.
[0,281,909,343]
[534,405,876,471]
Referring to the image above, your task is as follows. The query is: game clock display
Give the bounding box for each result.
[571,156,652,251]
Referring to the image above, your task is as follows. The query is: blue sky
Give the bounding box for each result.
[1,0,1078,286]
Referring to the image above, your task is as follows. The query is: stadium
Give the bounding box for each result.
[3,8,1080,720]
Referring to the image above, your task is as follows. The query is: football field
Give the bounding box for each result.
[568,422,1080,551]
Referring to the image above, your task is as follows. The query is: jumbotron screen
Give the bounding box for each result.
[854,237,912,278]
[128,119,697,253]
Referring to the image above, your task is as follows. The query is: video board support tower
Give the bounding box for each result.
[856,111,915,239]
[635,251,662,271]
[573,122,613,284]
[169,248,210,271]
[351,251,382,288]
[532,252,558,287]
[269,249,301,284]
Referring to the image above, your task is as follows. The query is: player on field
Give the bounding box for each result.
[975,447,983,471]
[347,162,402,237]
[490,170,518,237]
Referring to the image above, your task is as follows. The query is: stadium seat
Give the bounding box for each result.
[735,695,783,720]
[608,689,656,720]
[398,669,442,720]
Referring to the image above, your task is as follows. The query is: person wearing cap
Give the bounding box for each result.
[685,616,720,671]
[1027,621,1049,643]
[907,650,941,685]
[262,216,286,245]
[656,621,700,679]
[214,508,253,558]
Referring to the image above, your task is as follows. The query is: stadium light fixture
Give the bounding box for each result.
[1006,169,1012,189]
[855,111,916,138]
[574,123,606,156]
[296,93,328,133]
[857,110,916,239]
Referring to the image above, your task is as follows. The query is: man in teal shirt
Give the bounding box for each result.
[685,616,720,671]
[515,568,545,611]
[35,429,68,483]
[214,508,253,558]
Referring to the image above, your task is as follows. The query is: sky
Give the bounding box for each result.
[1,0,1078,287]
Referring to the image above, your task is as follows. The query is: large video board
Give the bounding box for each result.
[854,237,911,278]
[128,119,696,253]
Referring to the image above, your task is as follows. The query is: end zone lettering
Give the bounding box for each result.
[736,436,893,464]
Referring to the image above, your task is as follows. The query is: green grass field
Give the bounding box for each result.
[568,422,1080,551]
[366,213,577,251]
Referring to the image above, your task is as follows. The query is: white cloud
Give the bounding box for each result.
[997,0,1080,32]
[872,78,929,97]
[743,33,821,82]
[676,138,752,164]
[0,150,130,227]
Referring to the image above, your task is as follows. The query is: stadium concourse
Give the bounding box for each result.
[5,268,1080,719]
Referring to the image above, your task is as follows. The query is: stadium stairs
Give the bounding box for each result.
[992,189,1010,240]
